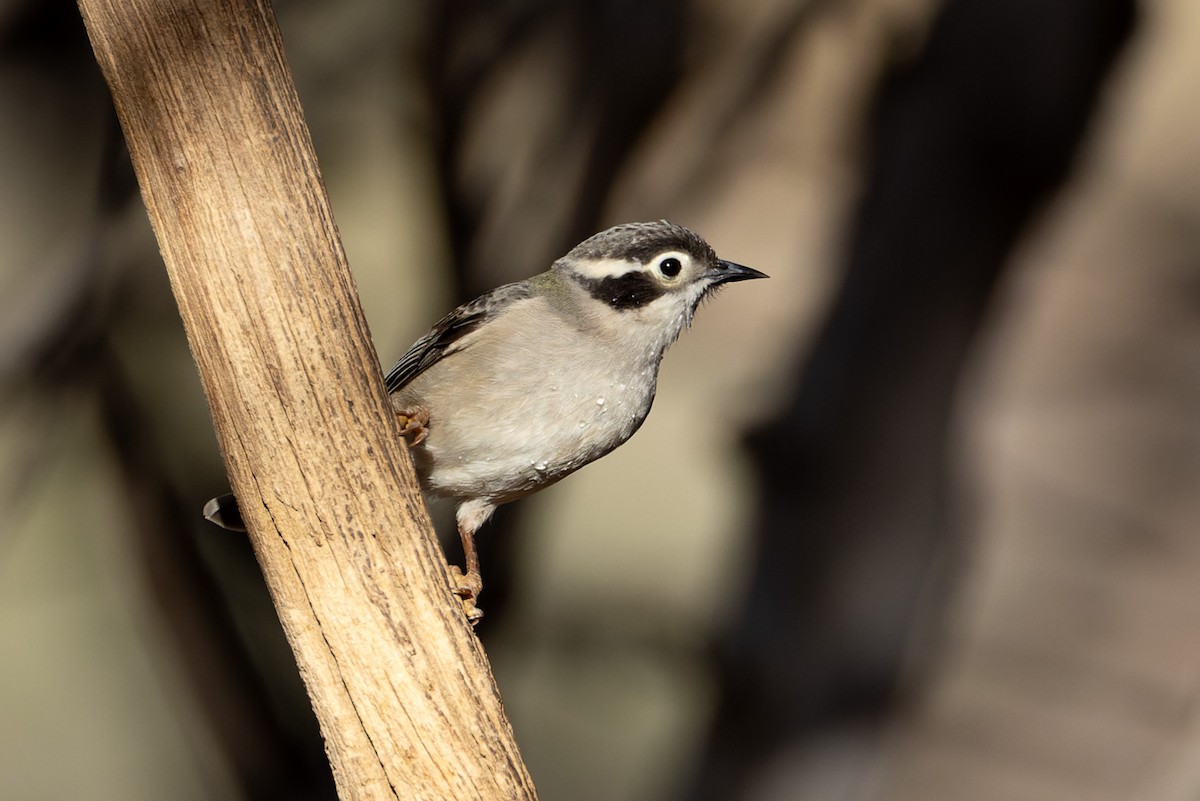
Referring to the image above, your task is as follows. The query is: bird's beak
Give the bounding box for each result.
[711,259,769,284]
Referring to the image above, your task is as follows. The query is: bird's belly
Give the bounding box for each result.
[415,374,654,503]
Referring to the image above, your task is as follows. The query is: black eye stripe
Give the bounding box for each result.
[580,272,665,310]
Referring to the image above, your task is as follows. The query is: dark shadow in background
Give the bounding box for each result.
[683,0,1137,798]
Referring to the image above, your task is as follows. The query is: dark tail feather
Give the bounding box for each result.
[203,492,246,532]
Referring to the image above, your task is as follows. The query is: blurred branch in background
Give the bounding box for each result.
[876,0,1200,797]
[428,0,687,295]
[688,0,1137,799]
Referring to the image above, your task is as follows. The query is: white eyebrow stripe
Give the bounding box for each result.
[564,256,642,280]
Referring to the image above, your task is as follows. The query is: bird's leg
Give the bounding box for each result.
[390,399,430,446]
[450,500,494,626]
[449,527,484,625]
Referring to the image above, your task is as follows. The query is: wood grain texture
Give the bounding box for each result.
[76,1,537,798]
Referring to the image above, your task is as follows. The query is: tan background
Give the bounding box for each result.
[1,0,1197,800]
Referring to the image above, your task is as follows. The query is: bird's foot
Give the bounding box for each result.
[449,565,484,626]
[392,403,430,447]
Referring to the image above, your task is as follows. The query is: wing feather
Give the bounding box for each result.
[383,280,535,393]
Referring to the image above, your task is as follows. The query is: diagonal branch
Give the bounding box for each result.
[75,1,537,798]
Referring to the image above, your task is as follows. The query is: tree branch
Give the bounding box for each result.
[76,1,537,798]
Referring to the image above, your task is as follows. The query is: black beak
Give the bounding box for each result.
[711,259,769,284]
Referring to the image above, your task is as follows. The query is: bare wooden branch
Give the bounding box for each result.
[76,1,537,798]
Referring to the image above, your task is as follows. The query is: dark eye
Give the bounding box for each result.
[658,257,682,278]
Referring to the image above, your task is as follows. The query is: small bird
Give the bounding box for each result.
[206,220,765,623]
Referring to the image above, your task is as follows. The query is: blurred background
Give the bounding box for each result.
[1,0,1198,799]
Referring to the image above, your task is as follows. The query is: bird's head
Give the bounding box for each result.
[552,220,766,349]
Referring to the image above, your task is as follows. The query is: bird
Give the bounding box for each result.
[206,220,766,623]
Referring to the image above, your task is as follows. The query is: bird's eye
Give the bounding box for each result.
[658,257,683,278]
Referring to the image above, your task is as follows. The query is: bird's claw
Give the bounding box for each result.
[449,565,484,626]
[392,403,430,447]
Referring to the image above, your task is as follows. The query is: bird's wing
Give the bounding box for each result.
[383,280,535,393]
